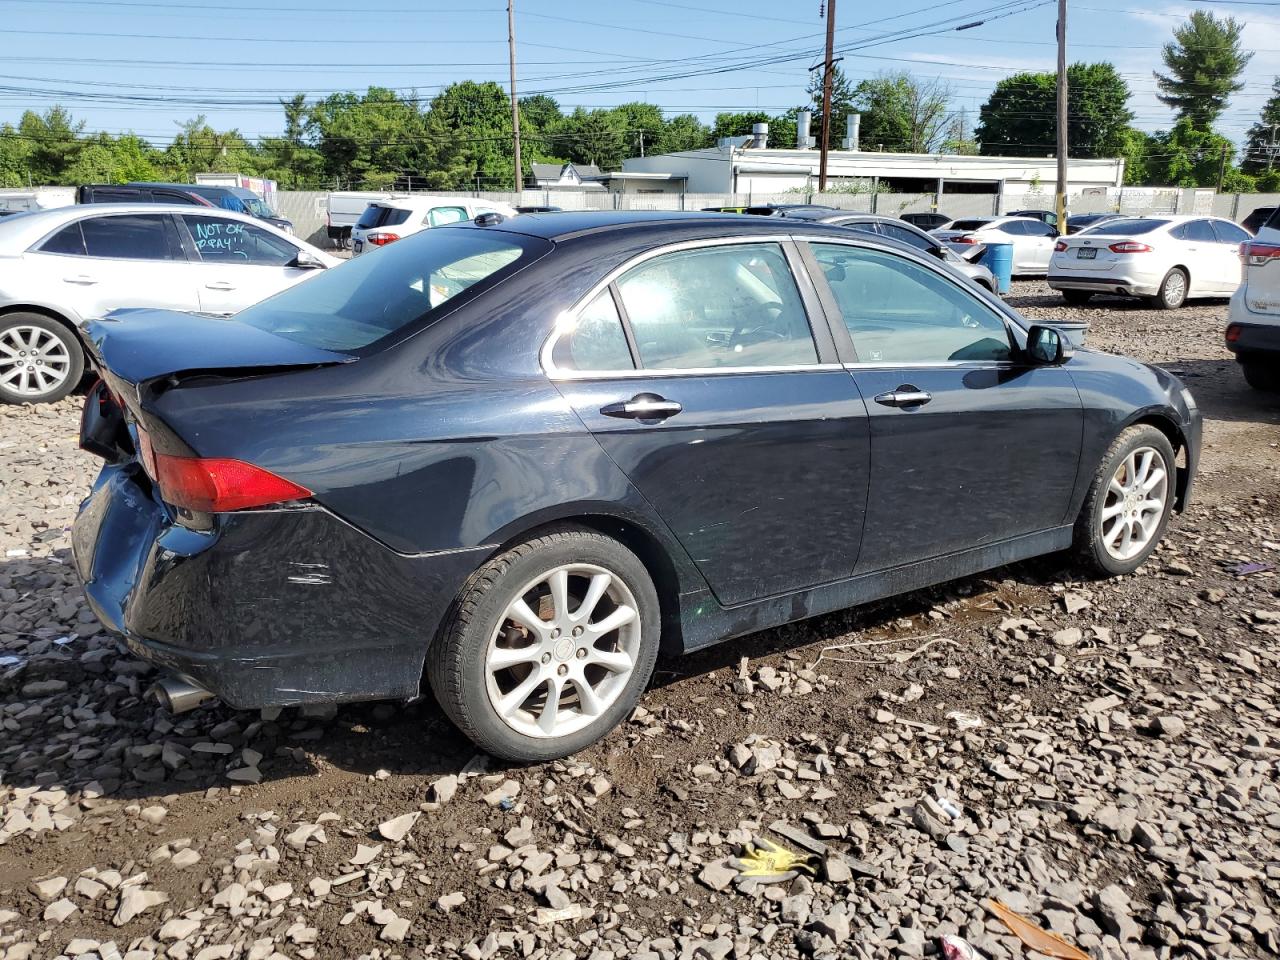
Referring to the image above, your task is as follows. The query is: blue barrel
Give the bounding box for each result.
[980,241,1014,294]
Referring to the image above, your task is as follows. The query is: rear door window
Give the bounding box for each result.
[614,243,817,370]
[356,205,411,229]
[181,215,298,266]
[553,289,635,372]
[877,222,933,251]
[39,222,87,256]
[80,214,178,260]
[427,206,468,226]
[1180,220,1217,243]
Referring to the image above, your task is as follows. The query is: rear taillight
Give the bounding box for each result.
[1226,324,1242,343]
[136,426,310,512]
[1240,240,1280,265]
[366,232,400,246]
[953,236,978,245]
[1054,240,1068,252]
[1108,241,1152,253]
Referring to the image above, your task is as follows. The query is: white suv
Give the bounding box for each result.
[1228,212,1280,391]
[350,196,517,256]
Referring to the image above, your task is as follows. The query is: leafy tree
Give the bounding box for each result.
[426,80,518,188]
[1143,118,1237,187]
[519,94,563,133]
[976,64,1133,159]
[258,94,323,187]
[163,116,258,180]
[1154,10,1251,130]
[18,107,85,183]
[308,88,430,188]
[807,65,856,146]
[660,113,711,153]
[709,110,794,149]
[1242,77,1280,175]
[853,72,952,153]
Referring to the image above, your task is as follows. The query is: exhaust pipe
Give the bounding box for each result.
[150,676,215,714]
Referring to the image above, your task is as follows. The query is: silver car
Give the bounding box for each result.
[776,210,1000,293]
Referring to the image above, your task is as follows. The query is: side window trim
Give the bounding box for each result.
[542,235,839,379]
[798,238,1024,367]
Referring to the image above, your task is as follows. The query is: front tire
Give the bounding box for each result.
[1241,360,1280,392]
[0,313,83,404]
[428,527,660,762]
[1149,268,1188,310]
[1074,425,1176,576]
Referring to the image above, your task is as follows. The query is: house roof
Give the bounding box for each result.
[529,163,605,180]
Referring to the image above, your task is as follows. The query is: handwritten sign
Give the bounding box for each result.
[193,220,250,258]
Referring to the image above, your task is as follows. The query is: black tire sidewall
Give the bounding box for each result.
[1241,361,1280,392]
[1077,426,1177,576]
[0,313,84,404]
[433,530,660,763]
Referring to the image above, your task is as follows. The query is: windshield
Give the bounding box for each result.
[235,228,547,352]
[240,197,277,218]
[1080,218,1169,236]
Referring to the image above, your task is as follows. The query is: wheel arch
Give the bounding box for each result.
[0,304,85,357]
[487,511,691,656]
[1123,410,1191,511]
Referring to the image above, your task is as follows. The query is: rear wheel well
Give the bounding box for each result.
[0,305,83,356]
[496,515,687,656]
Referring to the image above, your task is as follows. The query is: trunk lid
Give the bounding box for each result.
[83,308,350,389]
[1052,235,1125,272]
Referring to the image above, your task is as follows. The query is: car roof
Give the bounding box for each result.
[473,209,866,241]
[374,195,494,209]
[0,203,288,250]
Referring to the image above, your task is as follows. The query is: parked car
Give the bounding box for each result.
[325,190,396,246]
[1047,215,1248,309]
[1066,212,1123,234]
[1007,209,1060,229]
[72,211,1200,762]
[350,196,517,256]
[79,183,294,234]
[778,209,999,292]
[900,212,951,231]
[1241,206,1276,235]
[515,205,562,214]
[0,205,339,404]
[1227,208,1280,391]
[933,216,1059,275]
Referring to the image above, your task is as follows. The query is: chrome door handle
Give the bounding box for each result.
[874,387,932,408]
[600,394,683,420]
[63,275,97,285]
[205,281,235,291]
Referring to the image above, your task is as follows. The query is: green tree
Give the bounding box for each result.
[163,116,259,180]
[709,110,794,149]
[807,65,856,146]
[426,80,518,188]
[1242,77,1280,175]
[976,63,1133,159]
[1154,10,1251,130]
[258,94,323,188]
[309,87,430,188]
[853,72,952,153]
[660,113,711,153]
[1143,118,1237,187]
[18,107,85,183]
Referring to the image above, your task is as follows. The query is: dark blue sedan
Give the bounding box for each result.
[72,212,1200,762]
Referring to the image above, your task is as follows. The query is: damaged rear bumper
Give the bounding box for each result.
[72,463,491,709]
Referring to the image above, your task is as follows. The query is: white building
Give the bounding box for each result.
[621,120,1124,209]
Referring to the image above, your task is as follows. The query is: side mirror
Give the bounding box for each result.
[930,245,948,260]
[289,250,325,270]
[1026,324,1071,365]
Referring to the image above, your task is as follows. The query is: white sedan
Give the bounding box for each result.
[0,204,340,404]
[932,216,1059,275]
[351,196,517,256]
[1048,215,1249,309]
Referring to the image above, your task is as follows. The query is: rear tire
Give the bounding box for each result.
[428,527,660,763]
[0,313,83,405]
[1242,360,1280,392]
[1074,425,1176,577]
[1149,268,1188,310]
[1062,290,1094,306]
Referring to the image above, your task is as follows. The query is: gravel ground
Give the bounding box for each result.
[1,282,1278,960]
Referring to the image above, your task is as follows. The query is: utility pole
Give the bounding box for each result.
[1054,0,1068,229]
[818,0,836,192]
[507,0,522,194]
[1217,142,1228,191]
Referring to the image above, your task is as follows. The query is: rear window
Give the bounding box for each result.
[235,228,547,352]
[1264,208,1280,232]
[1083,218,1169,236]
[949,220,990,231]
[356,205,410,229]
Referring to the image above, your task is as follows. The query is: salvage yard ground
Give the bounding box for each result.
[1,282,1278,960]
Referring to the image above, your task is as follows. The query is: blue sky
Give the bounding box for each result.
[1,0,1278,150]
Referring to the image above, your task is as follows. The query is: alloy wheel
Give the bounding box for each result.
[1162,271,1187,307]
[0,325,72,398]
[1099,446,1168,562]
[484,563,640,739]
